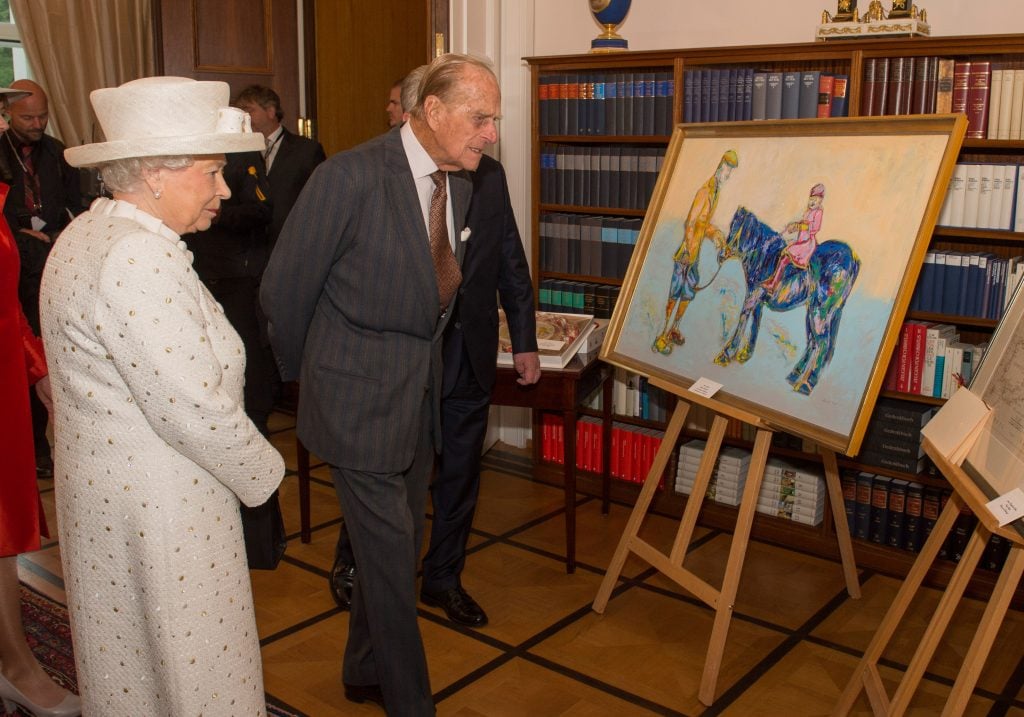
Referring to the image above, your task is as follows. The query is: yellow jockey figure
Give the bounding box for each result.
[652,149,738,355]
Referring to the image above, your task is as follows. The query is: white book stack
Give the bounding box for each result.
[704,447,753,507]
[962,163,981,229]
[1000,164,1016,230]
[755,458,826,526]
[938,163,967,227]
[939,162,1020,231]
[674,440,752,506]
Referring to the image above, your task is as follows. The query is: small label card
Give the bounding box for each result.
[986,487,1024,527]
[689,377,723,399]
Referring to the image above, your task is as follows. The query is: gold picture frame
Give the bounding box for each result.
[600,115,966,456]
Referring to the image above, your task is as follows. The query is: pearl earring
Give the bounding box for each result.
[153,189,162,199]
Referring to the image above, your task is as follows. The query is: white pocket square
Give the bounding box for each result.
[460,227,472,242]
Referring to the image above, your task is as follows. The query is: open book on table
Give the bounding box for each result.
[497,310,597,369]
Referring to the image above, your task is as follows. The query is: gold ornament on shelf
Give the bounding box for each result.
[863,1,886,21]
[888,0,911,19]
[834,0,858,22]
[816,0,928,39]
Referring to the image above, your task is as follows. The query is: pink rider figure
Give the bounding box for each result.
[764,183,825,292]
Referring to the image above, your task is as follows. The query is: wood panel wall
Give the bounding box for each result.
[154,0,301,134]
[312,0,432,155]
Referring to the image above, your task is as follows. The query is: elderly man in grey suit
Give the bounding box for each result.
[261,53,499,715]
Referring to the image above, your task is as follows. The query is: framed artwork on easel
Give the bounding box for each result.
[961,282,1024,536]
[600,115,966,456]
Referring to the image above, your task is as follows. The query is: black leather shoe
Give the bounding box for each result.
[344,682,385,709]
[421,585,488,627]
[330,560,356,610]
[35,454,53,479]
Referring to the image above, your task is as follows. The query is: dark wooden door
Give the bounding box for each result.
[307,0,441,156]
[153,0,302,134]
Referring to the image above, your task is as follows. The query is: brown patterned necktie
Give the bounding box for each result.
[429,170,462,311]
[21,143,40,215]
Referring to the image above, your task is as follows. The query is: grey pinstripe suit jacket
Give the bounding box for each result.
[260,127,471,472]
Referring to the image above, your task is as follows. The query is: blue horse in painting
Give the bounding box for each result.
[714,206,860,395]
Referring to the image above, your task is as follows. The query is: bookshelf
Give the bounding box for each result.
[526,33,1024,601]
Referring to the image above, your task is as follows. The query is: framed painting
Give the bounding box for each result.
[601,115,966,456]
[962,281,1024,535]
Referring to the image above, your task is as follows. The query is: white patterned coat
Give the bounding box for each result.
[39,198,284,716]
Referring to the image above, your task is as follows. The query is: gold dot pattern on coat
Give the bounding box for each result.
[37,200,284,716]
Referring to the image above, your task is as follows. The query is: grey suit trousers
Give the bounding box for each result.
[330,398,435,715]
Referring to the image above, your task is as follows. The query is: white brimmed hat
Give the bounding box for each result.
[64,76,265,168]
[0,86,31,102]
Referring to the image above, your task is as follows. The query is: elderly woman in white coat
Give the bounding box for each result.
[38,77,284,716]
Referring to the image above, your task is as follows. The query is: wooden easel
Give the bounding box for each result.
[592,376,861,706]
[833,437,1024,716]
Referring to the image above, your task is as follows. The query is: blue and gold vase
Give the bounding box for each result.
[590,0,632,53]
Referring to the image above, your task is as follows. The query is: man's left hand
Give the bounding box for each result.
[513,351,541,386]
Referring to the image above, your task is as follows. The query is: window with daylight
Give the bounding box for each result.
[0,0,30,86]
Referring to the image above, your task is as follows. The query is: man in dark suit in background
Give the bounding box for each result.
[183,150,276,435]
[234,85,326,244]
[1,79,82,478]
[329,65,541,629]
[261,54,501,714]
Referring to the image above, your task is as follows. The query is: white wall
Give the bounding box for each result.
[535,1,1024,56]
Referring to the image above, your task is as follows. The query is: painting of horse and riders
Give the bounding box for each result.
[602,117,965,455]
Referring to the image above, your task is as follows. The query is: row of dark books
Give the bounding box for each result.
[540,412,669,486]
[537,71,674,137]
[539,144,665,210]
[908,249,1021,321]
[683,68,850,123]
[538,213,640,278]
[937,161,1024,232]
[861,57,999,140]
[538,278,620,319]
[842,473,1009,570]
[882,322,986,403]
[855,398,934,474]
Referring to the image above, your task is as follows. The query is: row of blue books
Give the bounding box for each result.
[908,250,1023,320]
[538,71,674,137]
[539,144,664,210]
[538,213,640,279]
[683,68,850,123]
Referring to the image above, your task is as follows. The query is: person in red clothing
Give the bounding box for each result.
[0,88,81,717]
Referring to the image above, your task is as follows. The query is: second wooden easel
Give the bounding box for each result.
[833,436,1024,716]
[592,376,861,706]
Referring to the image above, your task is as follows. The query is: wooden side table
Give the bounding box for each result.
[295,352,612,573]
[490,352,612,573]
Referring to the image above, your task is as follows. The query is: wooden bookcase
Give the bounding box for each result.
[525,34,1024,601]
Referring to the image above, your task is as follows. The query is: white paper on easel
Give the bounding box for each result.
[920,388,992,465]
[985,487,1024,526]
[689,377,723,398]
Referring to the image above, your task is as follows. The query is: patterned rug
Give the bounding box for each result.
[14,585,304,717]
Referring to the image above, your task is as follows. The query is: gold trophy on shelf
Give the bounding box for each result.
[817,0,929,40]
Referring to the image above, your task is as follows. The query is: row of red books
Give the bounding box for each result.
[540,413,667,486]
[860,57,997,139]
[882,320,987,399]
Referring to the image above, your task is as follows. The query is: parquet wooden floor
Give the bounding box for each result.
[20,411,1024,716]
